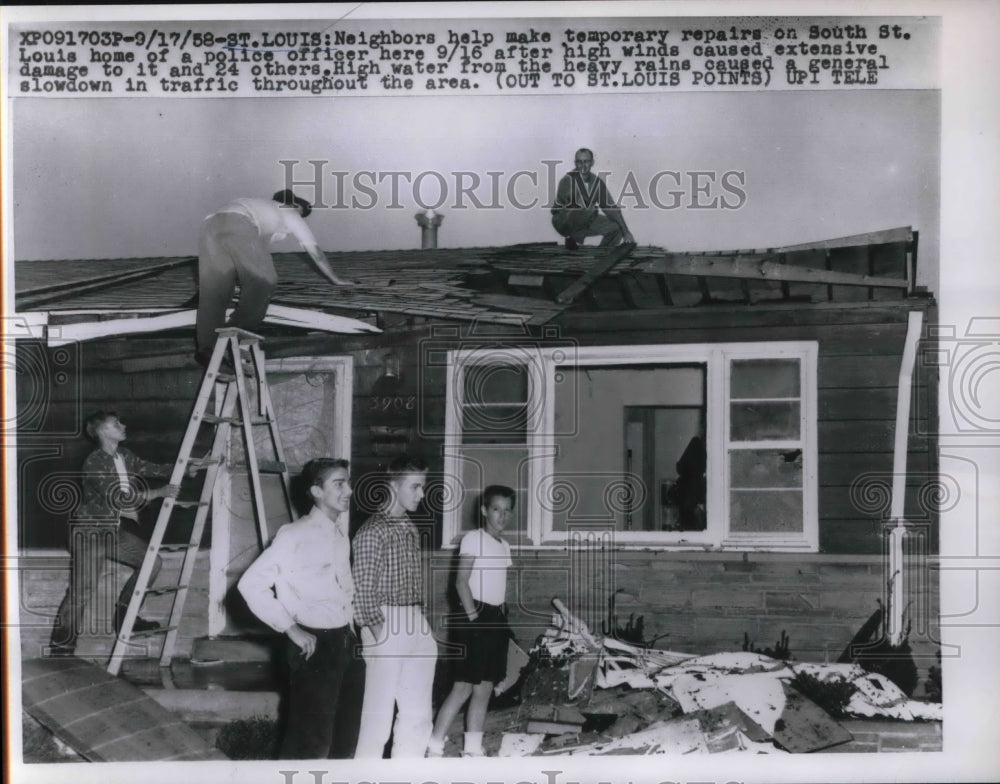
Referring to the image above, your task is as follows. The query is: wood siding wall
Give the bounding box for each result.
[17,300,936,554]
[346,302,939,554]
[14,301,939,688]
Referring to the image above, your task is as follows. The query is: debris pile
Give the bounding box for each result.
[499,598,941,756]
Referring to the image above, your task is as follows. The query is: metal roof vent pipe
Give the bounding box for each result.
[415,209,443,249]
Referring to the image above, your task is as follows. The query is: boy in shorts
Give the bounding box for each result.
[427,485,515,757]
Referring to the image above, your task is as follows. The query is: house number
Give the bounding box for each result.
[368,396,416,412]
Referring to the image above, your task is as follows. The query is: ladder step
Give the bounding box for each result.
[202,414,273,426]
[127,625,177,639]
[201,413,240,425]
[216,327,262,342]
[188,457,223,471]
[159,543,195,553]
[214,368,257,382]
[146,585,188,596]
[170,500,209,509]
[256,460,288,474]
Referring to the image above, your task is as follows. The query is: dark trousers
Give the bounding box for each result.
[280,625,366,759]
[50,520,163,652]
[196,212,277,354]
[552,210,624,246]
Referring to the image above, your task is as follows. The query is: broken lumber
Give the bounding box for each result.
[494,640,530,696]
[888,309,924,645]
[555,242,636,305]
[523,705,587,735]
[551,597,601,649]
[639,253,907,289]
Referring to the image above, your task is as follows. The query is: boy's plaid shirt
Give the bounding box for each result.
[351,509,424,628]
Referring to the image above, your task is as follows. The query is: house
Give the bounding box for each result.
[13,227,940,690]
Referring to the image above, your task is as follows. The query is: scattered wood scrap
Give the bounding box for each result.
[523,705,587,735]
[500,596,942,756]
[773,682,854,753]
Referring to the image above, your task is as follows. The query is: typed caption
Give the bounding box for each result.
[12,16,938,97]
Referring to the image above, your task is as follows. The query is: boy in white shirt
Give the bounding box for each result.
[238,458,364,759]
[427,485,515,757]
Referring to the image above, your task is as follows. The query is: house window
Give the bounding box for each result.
[442,342,817,551]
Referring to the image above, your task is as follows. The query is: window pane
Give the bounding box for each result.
[552,364,707,533]
[461,404,527,443]
[731,359,800,398]
[547,471,631,532]
[458,447,527,535]
[463,363,527,405]
[730,449,803,488]
[730,402,800,441]
[729,490,803,533]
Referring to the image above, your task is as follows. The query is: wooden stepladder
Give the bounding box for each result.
[107,328,295,676]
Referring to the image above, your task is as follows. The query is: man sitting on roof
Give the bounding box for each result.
[551,148,635,250]
[195,189,353,365]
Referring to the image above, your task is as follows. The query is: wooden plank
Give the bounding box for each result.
[747,279,788,304]
[555,242,636,305]
[819,520,883,554]
[21,657,227,761]
[555,300,930,333]
[782,249,830,302]
[638,252,908,289]
[820,452,930,485]
[552,322,911,359]
[476,293,566,317]
[701,273,749,303]
[660,274,703,307]
[819,421,930,453]
[618,275,640,309]
[819,355,927,389]
[870,242,910,301]
[908,230,920,294]
[772,682,853,752]
[657,274,675,306]
[773,226,913,252]
[819,485,935,522]
[522,705,587,734]
[586,277,629,311]
[828,246,874,302]
[819,387,918,420]
[508,273,545,287]
[685,701,771,745]
[48,306,379,348]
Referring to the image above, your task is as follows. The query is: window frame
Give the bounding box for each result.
[442,341,818,552]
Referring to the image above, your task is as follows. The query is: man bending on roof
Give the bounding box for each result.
[195,189,353,365]
[551,148,635,250]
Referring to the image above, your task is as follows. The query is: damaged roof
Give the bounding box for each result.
[15,227,921,330]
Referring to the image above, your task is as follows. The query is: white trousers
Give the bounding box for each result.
[354,604,438,758]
